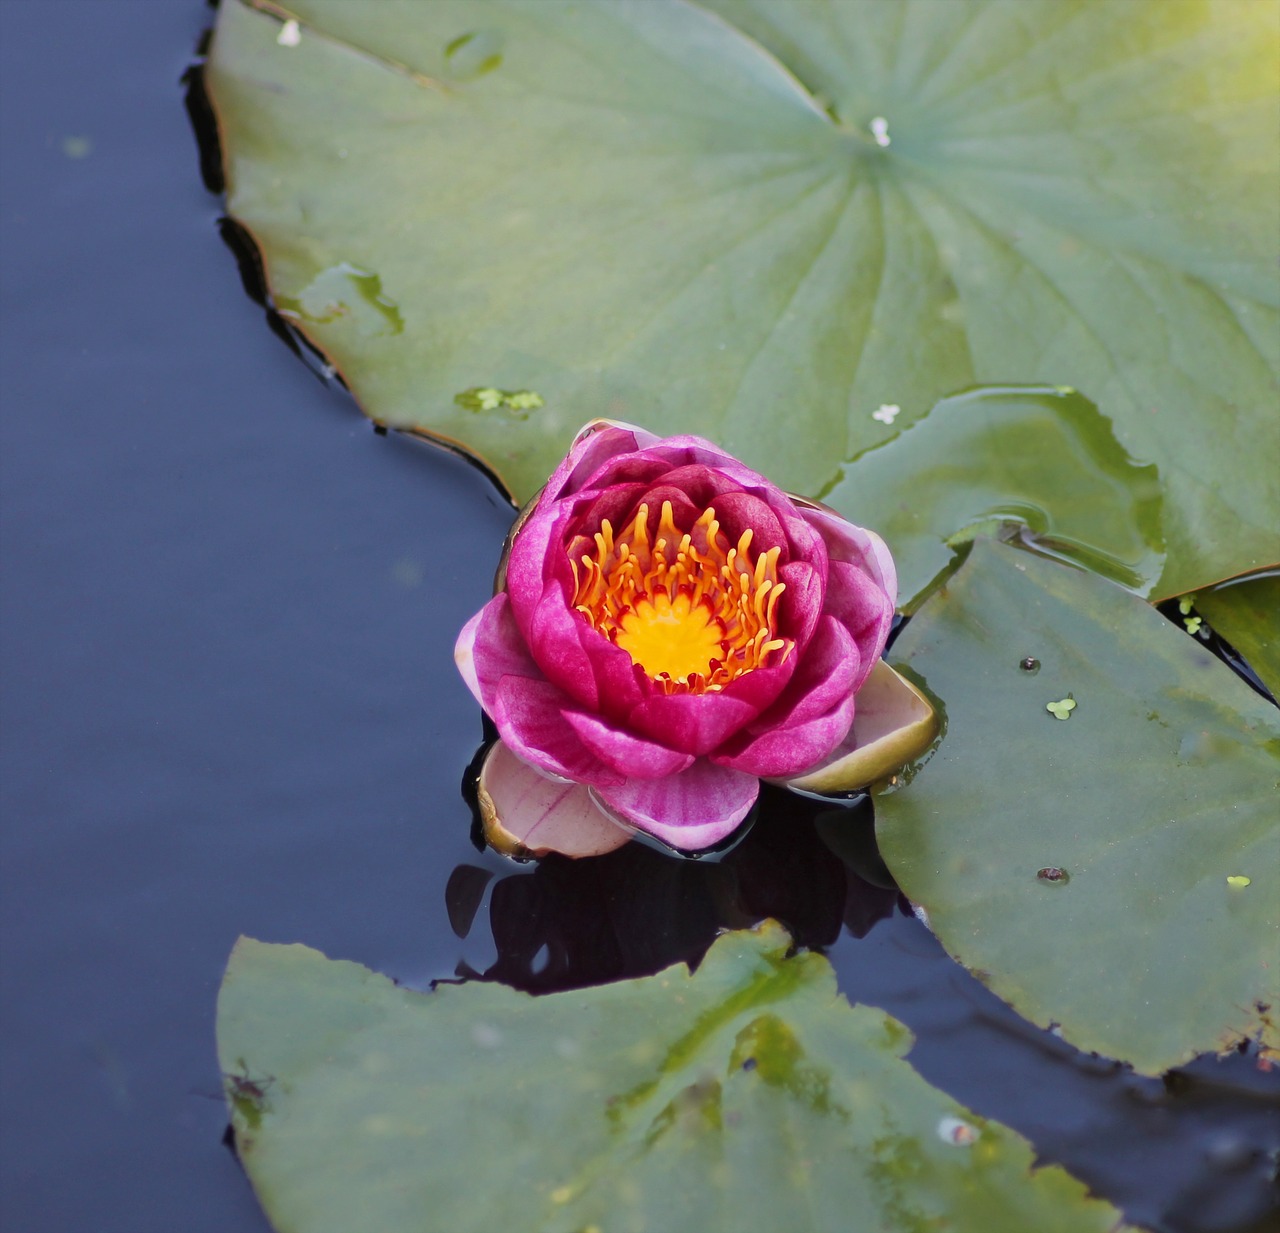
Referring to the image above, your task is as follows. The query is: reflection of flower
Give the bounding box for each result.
[455,421,900,853]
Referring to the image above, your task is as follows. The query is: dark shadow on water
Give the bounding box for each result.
[454,774,892,994]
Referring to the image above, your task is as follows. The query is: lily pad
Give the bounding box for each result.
[1194,573,1280,700]
[875,540,1280,1075]
[218,922,1128,1233]
[206,0,1279,596]
[822,386,1165,610]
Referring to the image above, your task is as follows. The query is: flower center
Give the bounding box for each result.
[570,500,790,693]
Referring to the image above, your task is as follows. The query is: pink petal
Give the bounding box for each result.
[456,595,627,787]
[454,593,542,710]
[751,616,861,729]
[493,675,625,787]
[625,689,764,757]
[824,560,895,692]
[543,420,660,503]
[527,592,646,718]
[591,759,759,851]
[477,741,632,859]
[563,710,694,779]
[711,690,856,779]
[710,489,791,558]
[796,499,898,610]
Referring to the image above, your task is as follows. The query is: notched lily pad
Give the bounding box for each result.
[822,385,1165,610]
[217,922,1129,1233]
[876,540,1280,1075]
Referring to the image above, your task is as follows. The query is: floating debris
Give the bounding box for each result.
[1046,695,1077,720]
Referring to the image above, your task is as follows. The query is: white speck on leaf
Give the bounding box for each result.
[277,19,301,47]
[937,1117,977,1145]
[869,116,891,147]
[872,403,900,425]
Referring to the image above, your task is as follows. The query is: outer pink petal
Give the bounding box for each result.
[824,560,895,692]
[493,676,625,787]
[543,420,661,503]
[454,593,540,710]
[711,690,856,779]
[478,741,633,859]
[592,759,759,851]
[454,594,625,787]
[797,501,898,610]
[750,615,860,730]
[563,710,694,779]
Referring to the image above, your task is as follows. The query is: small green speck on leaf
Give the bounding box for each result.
[1046,695,1077,720]
[1183,615,1203,635]
[1226,875,1251,888]
[454,387,544,416]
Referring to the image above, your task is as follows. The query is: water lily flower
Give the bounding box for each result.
[455,421,935,857]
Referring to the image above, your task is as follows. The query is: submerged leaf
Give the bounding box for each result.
[876,541,1280,1074]
[217,923,1127,1233]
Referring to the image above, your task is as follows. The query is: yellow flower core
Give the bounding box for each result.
[570,500,790,694]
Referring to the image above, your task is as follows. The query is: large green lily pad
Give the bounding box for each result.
[821,385,1165,610]
[876,541,1280,1075]
[206,0,1278,597]
[218,922,1129,1233]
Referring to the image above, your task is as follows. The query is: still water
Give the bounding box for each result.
[0,4,1274,1232]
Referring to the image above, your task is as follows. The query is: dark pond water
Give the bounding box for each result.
[1,4,1276,1232]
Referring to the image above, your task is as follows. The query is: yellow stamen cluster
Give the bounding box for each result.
[570,500,790,693]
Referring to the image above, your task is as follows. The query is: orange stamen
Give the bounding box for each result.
[570,500,792,694]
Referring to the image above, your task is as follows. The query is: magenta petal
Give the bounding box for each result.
[753,616,860,729]
[456,595,624,786]
[776,559,824,649]
[592,759,758,851]
[563,710,694,779]
[626,689,761,756]
[544,420,661,503]
[798,502,898,609]
[712,690,856,779]
[478,741,632,859]
[824,560,895,691]
[454,593,542,711]
[493,675,625,787]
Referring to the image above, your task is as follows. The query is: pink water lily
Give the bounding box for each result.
[456,420,927,856]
